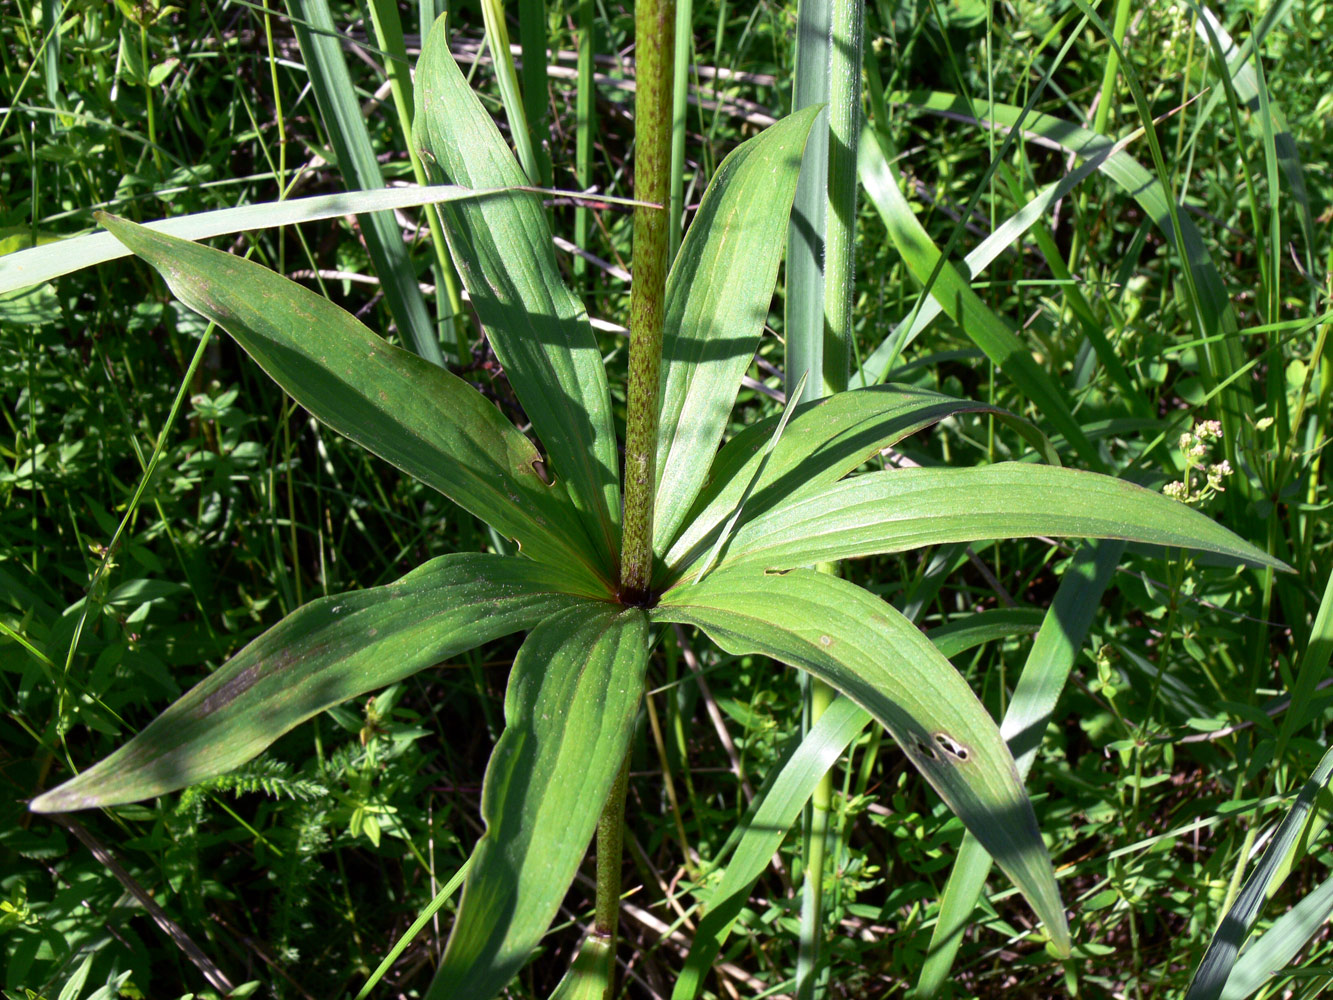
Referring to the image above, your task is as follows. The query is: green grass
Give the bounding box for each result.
[3,0,1333,998]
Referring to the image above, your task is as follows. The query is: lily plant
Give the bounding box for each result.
[31,10,1283,999]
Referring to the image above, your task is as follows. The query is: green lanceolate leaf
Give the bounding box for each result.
[651,105,821,550]
[414,15,621,570]
[660,383,1017,583]
[426,605,649,1000]
[97,213,607,590]
[31,554,591,813]
[859,130,1100,468]
[548,934,616,1000]
[654,567,1071,955]
[710,463,1287,574]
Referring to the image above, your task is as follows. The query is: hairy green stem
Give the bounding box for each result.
[619,0,675,603]
[594,757,631,944]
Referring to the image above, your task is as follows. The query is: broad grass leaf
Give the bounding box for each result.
[655,567,1071,955]
[661,383,1032,584]
[97,213,607,590]
[414,14,621,569]
[31,554,590,812]
[651,105,820,550]
[425,605,648,1000]
[710,463,1288,573]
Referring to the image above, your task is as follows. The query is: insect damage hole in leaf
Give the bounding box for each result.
[910,735,940,761]
[934,732,970,761]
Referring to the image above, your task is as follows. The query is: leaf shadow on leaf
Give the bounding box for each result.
[443,188,622,508]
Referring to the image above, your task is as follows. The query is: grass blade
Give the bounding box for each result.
[31,554,588,812]
[785,0,830,407]
[572,0,595,277]
[517,0,553,188]
[859,129,1099,468]
[666,0,694,258]
[1192,0,1316,284]
[285,0,444,367]
[1221,874,1333,1000]
[1274,569,1333,762]
[873,89,1244,421]
[671,696,869,1000]
[1185,744,1333,1000]
[0,183,507,294]
[855,117,1160,393]
[914,539,1126,998]
[479,0,542,184]
[356,856,474,1000]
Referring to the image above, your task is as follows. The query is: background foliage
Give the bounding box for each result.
[2,0,1331,997]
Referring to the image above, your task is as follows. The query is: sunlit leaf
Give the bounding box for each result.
[655,567,1070,955]
[709,463,1286,574]
[415,15,621,568]
[32,554,592,812]
[426,605,648,1000]
[97,213,607,590]
[661,383,1038,583]
[652,105,820,550]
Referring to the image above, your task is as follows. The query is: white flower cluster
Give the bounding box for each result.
[1162,419,1232,505]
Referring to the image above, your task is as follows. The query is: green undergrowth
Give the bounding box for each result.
[2,0,1332,997]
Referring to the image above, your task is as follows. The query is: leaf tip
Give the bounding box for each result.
[28,784,89,814]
